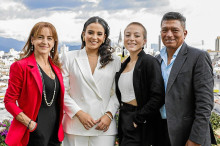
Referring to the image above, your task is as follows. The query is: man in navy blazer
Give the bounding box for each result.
[156,12,217,146]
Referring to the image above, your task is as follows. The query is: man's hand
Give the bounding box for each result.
[185,140,201,146]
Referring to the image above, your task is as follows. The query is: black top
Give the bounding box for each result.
[28,66,60,146]
[40,66,60,108]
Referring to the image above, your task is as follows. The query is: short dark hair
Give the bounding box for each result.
[125,22,147,39]
[161,12,186,29]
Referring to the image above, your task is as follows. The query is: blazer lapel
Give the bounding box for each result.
[91,56,103,84]
[27,53,43,95]
[115,57,130,104]
[115,71,121,103]
[75,49,102,99]
[133,51,144,106]
[116,56,130,86]
[156,54,163,64]
[166,43,187,95]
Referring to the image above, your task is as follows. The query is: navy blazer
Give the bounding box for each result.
[115,50,165,145]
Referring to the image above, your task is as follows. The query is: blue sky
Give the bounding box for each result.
[21,0,169,11]
[0,0,219,50]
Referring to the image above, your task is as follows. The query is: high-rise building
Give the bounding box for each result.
[158,35,161,51]
[151,43,159,52]
[215,36,220,51]
[118,30,122,45]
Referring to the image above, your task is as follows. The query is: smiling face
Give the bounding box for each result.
[82,22,106,51]
[124,24,147,54]
[32,27,55,56]
[161,20,187,51]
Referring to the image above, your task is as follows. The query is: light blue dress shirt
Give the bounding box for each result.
[160,45,182,119]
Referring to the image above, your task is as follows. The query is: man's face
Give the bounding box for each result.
[161,20,187,50]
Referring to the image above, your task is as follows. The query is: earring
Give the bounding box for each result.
[122,46,125,57]
[83,37,85,41]
[52,48,54,53]
[103,39,105,44]
[31,45,34,51]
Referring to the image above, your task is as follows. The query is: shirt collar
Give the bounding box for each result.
[160,44,183,58]
[173,44,182,57]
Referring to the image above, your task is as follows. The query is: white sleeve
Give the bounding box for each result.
[61,52,81,118]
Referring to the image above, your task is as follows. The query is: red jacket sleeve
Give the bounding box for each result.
[4,61,23,117]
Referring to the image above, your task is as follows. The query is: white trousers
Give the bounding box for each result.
[63,133,116,146]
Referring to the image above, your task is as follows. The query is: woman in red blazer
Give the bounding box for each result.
[4,22,64,146]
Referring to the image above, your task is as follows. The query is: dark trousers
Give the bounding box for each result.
[27,113,60,146]
[28,126,61,146]
[156,119,171,146]
[119,102,142,146]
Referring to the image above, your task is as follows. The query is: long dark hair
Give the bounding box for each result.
[81,16,114,68]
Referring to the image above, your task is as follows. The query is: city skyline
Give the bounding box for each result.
[0,0,220,50]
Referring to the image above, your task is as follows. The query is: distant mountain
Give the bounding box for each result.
[67,45,81,51]
[0,37,81,52]
[0,37,25,52]
[61,42,81,51]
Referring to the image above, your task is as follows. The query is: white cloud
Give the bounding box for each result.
[0,0,219,50]
[167,0,220,50]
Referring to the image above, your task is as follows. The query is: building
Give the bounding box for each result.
[151,43,159,52]
[114,30,129,56]
[215,36,220,51]
[60,44,69,54]
[158,35,162,51]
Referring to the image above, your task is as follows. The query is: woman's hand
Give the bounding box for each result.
[76,110,96,130]
[133,122,138,128]
[29,120,37,132]
[95,112,112,132]
[15,112,37,132]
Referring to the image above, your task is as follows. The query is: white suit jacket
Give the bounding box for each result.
[61,48,121,136]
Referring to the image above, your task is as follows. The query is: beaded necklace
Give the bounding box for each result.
[37,63,56,106]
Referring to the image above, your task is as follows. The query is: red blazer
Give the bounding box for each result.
[4,53,64,146]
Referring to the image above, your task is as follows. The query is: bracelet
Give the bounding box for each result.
[29,123,37,132]
[105,112,113,121]
[27,119,32,129]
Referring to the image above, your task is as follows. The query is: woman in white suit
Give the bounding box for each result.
[62,16,121,146]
